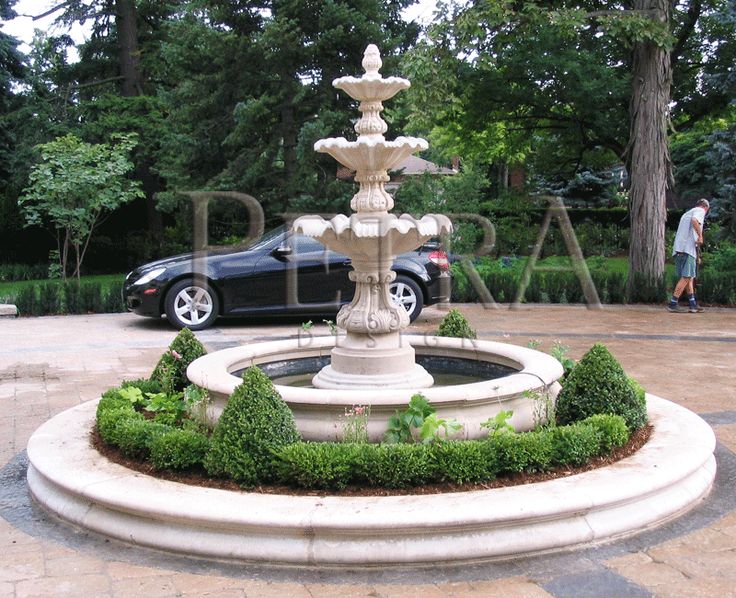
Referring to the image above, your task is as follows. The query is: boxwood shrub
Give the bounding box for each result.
[555,343,647,430]
[116,419,173,459]
[437,308,477,340]
[150,328,207,392]
[550,422,602,466]
[274,414,630,490]
[582,414,629,452]
[150,429,210,471]
[204,366,301,487]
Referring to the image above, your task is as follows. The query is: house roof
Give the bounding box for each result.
[336,155,456,181]
[390,155,456,176]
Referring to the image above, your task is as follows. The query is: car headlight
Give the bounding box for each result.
[132,267,167,286]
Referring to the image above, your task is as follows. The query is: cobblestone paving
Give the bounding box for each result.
[1,306,735,597]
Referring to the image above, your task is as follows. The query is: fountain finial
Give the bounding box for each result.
[362,44,382,76]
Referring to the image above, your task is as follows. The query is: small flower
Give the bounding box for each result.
[354,406,365,415]
[170,350,182,360]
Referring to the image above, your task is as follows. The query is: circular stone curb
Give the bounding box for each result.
[26,395,715,567]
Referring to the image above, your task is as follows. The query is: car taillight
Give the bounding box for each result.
[429,250,450,270]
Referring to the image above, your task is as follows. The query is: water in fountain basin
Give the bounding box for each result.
[232,356,516,388]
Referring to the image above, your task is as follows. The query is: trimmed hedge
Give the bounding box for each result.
[556,343,648,430]
[11,281,125,316]
[150,429,211,470]
[274,414,630,490]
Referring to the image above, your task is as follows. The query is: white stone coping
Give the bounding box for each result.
[187,335,565,439]
[186,335,564,408]
[0,304,18,317]
[26,395,716,566]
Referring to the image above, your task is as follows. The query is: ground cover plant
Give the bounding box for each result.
[94,329,650,494]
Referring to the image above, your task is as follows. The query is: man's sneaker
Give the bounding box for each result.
[667,304,684,313]
[689,305,705,313]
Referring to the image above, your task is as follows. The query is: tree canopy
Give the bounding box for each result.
[1,0,733,282]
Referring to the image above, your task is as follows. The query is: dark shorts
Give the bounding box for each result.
[675,253,697,278]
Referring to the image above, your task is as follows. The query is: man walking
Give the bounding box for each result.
[668,198,709,313]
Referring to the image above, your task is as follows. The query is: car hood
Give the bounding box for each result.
[134,247,248,272]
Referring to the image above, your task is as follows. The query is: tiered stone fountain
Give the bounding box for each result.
[25,44,716,568]
[293,44,451,390]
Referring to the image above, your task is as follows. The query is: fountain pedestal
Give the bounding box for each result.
[294,45,451,390]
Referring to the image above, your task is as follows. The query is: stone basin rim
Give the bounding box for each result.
[186,334,564,407]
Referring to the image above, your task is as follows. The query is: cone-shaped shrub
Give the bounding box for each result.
[437,308,477,339]
[150,328,207,392]
[555,343,647,430]
[204,366,300,486]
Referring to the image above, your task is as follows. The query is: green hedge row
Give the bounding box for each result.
[451,262,736,306]
[9,281,125,316]
[274,414,629,490]
[95,377,631,489]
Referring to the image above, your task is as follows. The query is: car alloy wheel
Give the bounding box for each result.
[165,279,219,330]
[389,275,424,322]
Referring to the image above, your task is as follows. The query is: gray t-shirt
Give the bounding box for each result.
[672,206,705,258]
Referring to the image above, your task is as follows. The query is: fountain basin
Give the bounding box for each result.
[26,395,716,567]
[186,335,564,441]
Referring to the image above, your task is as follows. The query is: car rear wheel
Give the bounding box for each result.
[389,275,423,322]
[164,279,220,330]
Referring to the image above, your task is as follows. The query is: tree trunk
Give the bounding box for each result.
[627,0,672,294]
[115,0,163,243]
[280,81,299,198]
[115,0,143,96]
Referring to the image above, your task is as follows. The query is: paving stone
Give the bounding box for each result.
[45,553,106,576]
[303,582,377,597]
[542,568,651,598]
[106,561,171,579]
[640,577,736,598]
[466,577,554,597]
[605,552,688,588]
[372,583,446,598]
[715,423,736,453]
[432,581,476,596]
[1,308,736,597]
[111,574,178,597]
[15,574,111,598]
[240,581,312,597]
[170,572,250,595]
[0,549,45,582]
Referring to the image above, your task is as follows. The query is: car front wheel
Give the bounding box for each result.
[164,279,220,330]
[389,275,424,322]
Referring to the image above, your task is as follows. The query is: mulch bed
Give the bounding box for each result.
[91,424,652,497]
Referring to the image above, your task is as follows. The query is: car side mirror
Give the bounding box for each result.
[272,245,293,259]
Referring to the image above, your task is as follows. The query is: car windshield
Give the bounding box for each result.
[239,225,286,252]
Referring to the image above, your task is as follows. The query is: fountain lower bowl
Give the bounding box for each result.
[186,335,564,441]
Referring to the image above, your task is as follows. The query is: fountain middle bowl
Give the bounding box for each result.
[187,335,564,441]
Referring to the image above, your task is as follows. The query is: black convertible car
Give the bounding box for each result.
[124,227,452,330]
